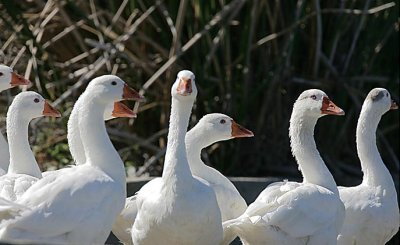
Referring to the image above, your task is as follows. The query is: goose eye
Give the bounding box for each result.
[34,98,40,103]
[310,95,317,100]
[111,81,117,86]
[386,93,389,97]
[0,72,3,76]
[220,119,226,124]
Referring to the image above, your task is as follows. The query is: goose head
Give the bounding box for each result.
[0,65,30,92]
[9,91,61,119]
[364,88,398,115]
[293,89,345,118]
[171,70,198,100]
[103,101,137,120]
[85,75,144,105]
[195,113,254,143]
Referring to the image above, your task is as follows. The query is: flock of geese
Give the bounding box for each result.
[0,64,398,245]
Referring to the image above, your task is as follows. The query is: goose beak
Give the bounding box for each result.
[321,97,345,116]
[42,101,61,117]
[390,100,398,110]
[112,101,137,118]
[10,72,31,87]
[176,77,192,96]
[122,84,145,102]
[231,120,254,138]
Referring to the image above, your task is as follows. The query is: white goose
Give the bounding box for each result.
[41,101,136,179]
[0,75,142,244]
[222,89,346,245]
[112,113,253,244]
[337,88,399,245]
[131,70,223,245]
[68,82,142,165]
[0,92,60,201]
[0,65,31,175]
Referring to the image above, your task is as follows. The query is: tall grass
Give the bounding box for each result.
[0,0,398,189]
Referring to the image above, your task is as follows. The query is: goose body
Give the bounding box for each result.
[337,88,399,245]
[0,92,60,201]
[112,113,253,244]
[131,70,223,245]
[0,75,142,244]
[222,89,346,245]
[0,65,30,175]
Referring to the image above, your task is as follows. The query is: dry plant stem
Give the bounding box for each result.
[133,0,247,113]
[169,0,188,57]
[254,2,395,48]
[56,1,91,62]
[342,0,372,74]
[313,0,322,77]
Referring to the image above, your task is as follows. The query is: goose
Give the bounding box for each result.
[0,75,143,244]
[0,92,60,201]
[41,101,137,179]
[0,65,31,175]
[68,83,143,165]
[131,70,223,245]
[222,89,346,245]
[112,113,253,244]
[337,88,399,245]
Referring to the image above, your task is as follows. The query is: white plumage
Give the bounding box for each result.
[131,70,223,245]
[337,88,400,245]
[0,92,60,201]
[222,89,346,245]
[112,113,253,244]
[0,75,141,244]
[0,65,30,175]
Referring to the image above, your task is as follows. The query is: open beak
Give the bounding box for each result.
[112,101,137,118]
[10,72,31,87]
[390,100,398,110]
[321,97,345,116]
[231,120,254,138]
[122,84,145,102]
[42,101,61,117]
[176,78,192,96]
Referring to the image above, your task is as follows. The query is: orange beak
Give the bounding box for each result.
[10,72,31,87]
[176,77,192,96]
[122,84,145,102]
[112,101,137,118]
[390,100,398,110]
[321,97,345,116]
[42,101,61,117]
[231,120,254,138]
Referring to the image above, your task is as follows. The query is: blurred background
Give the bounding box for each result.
[0,0,398,240]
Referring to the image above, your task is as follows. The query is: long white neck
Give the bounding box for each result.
[6,109,41,178]
[289,111,338,194]
[357,105,394,188]
[162,97,194,188]
[78,94,125,187]
[67,99,86,165]
[185,126,217,175]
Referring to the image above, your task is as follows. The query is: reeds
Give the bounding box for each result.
[0,0,398,187]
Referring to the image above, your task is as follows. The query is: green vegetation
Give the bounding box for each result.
[0,0,398,186]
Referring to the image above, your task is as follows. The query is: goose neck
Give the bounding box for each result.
[67,99,86,165]
[6,110,41,178]
[162,97,194,186]
[185,128,209,174]
[78,94,125,185]
[289,111,338,193]
[357,108,393,188]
